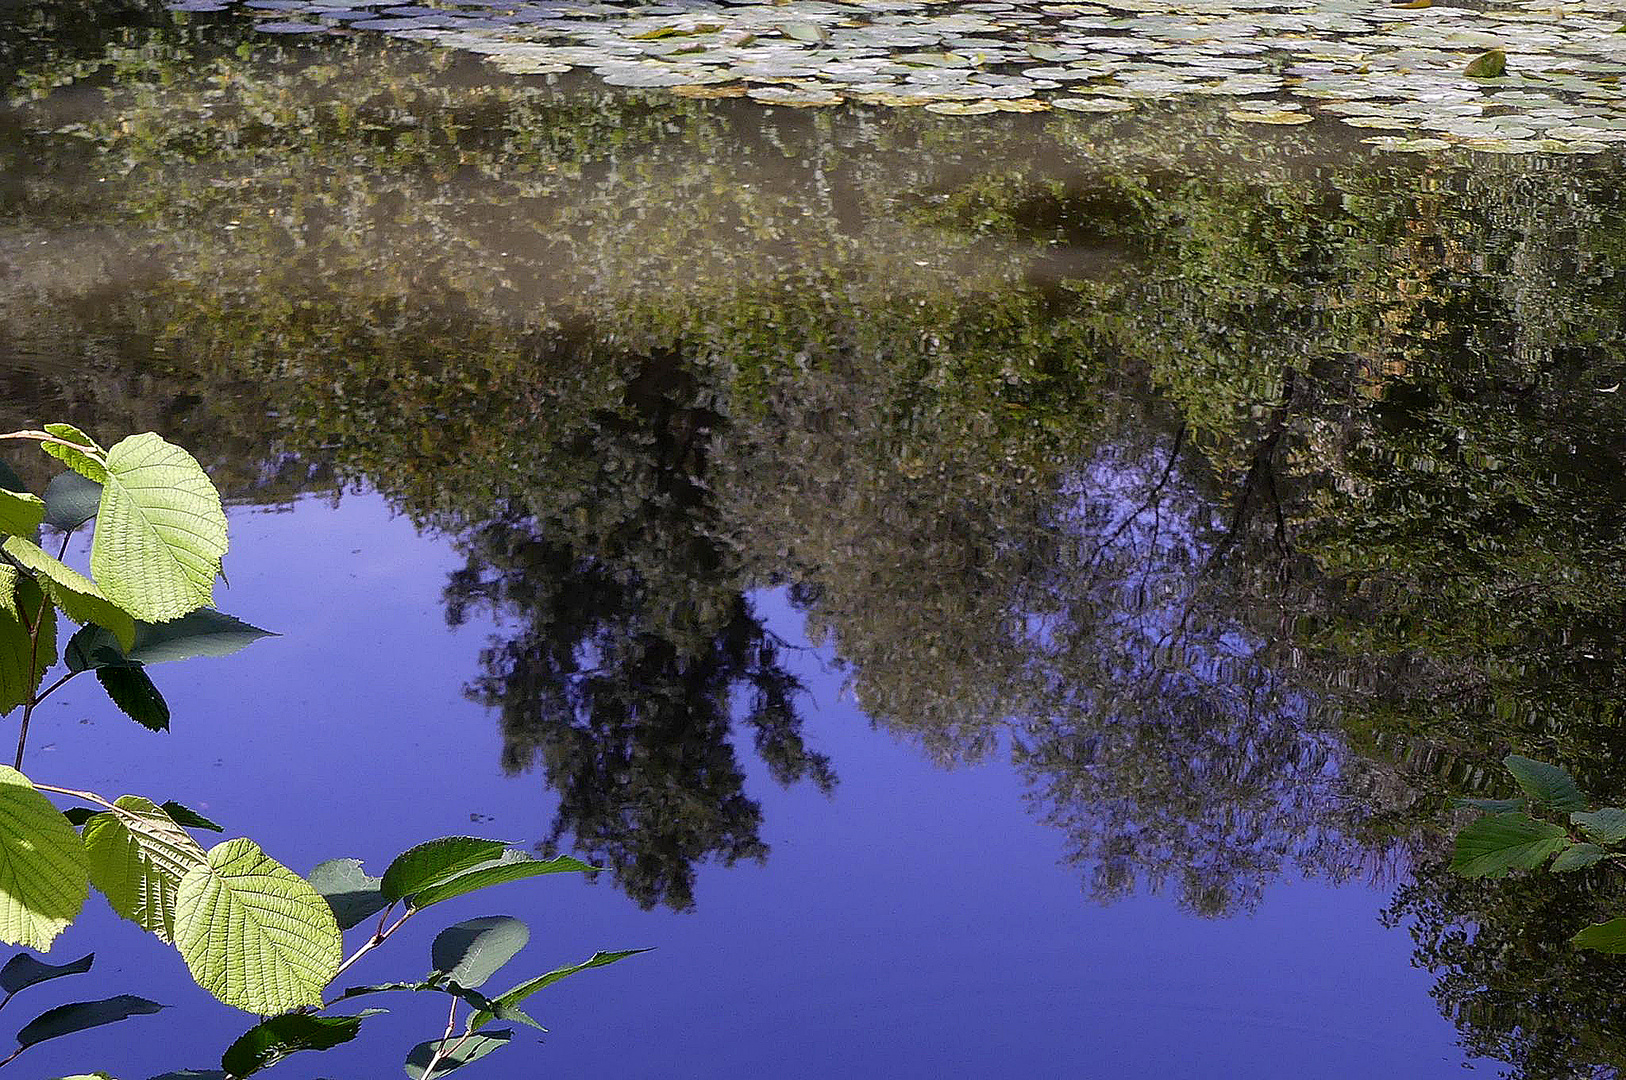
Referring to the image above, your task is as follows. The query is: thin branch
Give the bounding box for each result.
[331,906,414,982]
[0,431,103,458]
[420,995,461,1078]
[32,782,116,809]
[14,587,51,771]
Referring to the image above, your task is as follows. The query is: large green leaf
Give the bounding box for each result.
[89,434,228,624]
[402,1031,512,1079]
[39,426,106,485]
[380,838,507,904]
[94,666,170,733]
[1551,842,1609,872]
[432,917,529,990]
[0,570,55,716]
[83,797,206,943]
[173,839,343,1014]
[42,472,102,534]
[1503,755,1587,813]
[467,949,649,1032]
[1450,812,1570,878]
[0,951,93,997]
[1573,918,1626,954]
[307,858,389,932]
[1571,807,1626,845]
[219,1012,373,1077]
[66,612,272,672]
[2,536,135,650]
[409,851,597,910]
[14,995,164,1051]
[0,766,88,950]
[0,491,44,537]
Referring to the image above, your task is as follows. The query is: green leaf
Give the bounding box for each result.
[2,536,135,650]
[39,426,105,485]
[14,995,164,1051]
[64,625,131,675]
[467,949,649,1032]
[219,1012,371,1077]
[0,766,89,950]
[1570,807,1626,845]
[1574,918,1626,953]
[0,490,45,537]
[148,1072,227,1079]
[410,851,597,910]
[61,807,97,827]
[1450,812,1570,878]
[83,797,206,943]
[380,838,507,903]
[68,611,273,672]
[1464,47,1507,77]
[0,570,55,716]
[94,666,170,733]
[1551,842,1609,872]
[42,472,102,534]
[431,917,529,990]
[0,460,24,494]
[0,951,93,997]
[89,433,228,624]
[160,802,222,833]
[173,838,343,1014]
[307,858,389,932]
[1503,755,1586,813]
[403,1031,512,1079]
[776,20,829,43]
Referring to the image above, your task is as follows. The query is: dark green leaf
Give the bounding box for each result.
[1454,797,1525,813]
[65,625,134,674]
[1503,755,1586,813]
[468,949,649,1032]
[432,917,529,990]
[330,981,433,1003]
[61,807,97,827]
[160,802,222,833]
[15,995,165,1050]
[381,838,507,903]
[42,472,102,533]
[0,952,93,997]
[403,1031,511,1079]
[1450,812,1569,878]
[1551,842,1608,872]
[1464,48,1507,77]
[0,460,25,494]
[95,666,170,733]
[1571,807,1626,845]
[1573,918,1626,954]
[409,852,598,910]
[308,859,389,931]
[124,610,275,664]
[147,1071,228,1079]
[220,1012,371,1077]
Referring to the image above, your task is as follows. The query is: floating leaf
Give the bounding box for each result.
[432,917,529,990]
[1450,812,1569,878]
[1465,48,1507,78]
[173,839,343,1014]
[90,433,228,624]
[0,766,88,950]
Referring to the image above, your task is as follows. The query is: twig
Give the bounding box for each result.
[32,782,116,809]
[330,906,414,982]
[420,995,461,1078]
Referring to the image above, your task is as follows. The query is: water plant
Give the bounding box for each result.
[0,424,642,1078]
[1450,754,1626,954]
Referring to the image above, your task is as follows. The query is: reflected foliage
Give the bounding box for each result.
[7,7,1626,1072]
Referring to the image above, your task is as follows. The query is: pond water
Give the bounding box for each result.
[4,2,1626,1078]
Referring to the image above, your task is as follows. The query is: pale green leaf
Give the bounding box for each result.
[0,570,55,716]
[307,858,388,932]
[15,995,163,1050]
[1503,755,1586,813]
[1450,812,1569,878]
[467,949,649,1032]
[173,839,342,1014]
[0,765,88,950]
[0,490,44,537]
[0,951,92,996]
[1551,842,1609,871]
[432,916,529,990]
[1573,917,1626,954]
[403,1031,511,1079]
[39,426,105,485]
[83,797,206,943]
[1570,807,1626,845]
[90,434,228,624]
[2,536,135,650]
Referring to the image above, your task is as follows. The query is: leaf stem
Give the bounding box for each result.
[421,996,462,1079]
[331,905,413,982]
[0,431,103,460]
[31,782,116,809]
[13,588,51,771]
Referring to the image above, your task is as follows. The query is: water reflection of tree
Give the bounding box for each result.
[441,358,833,911]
